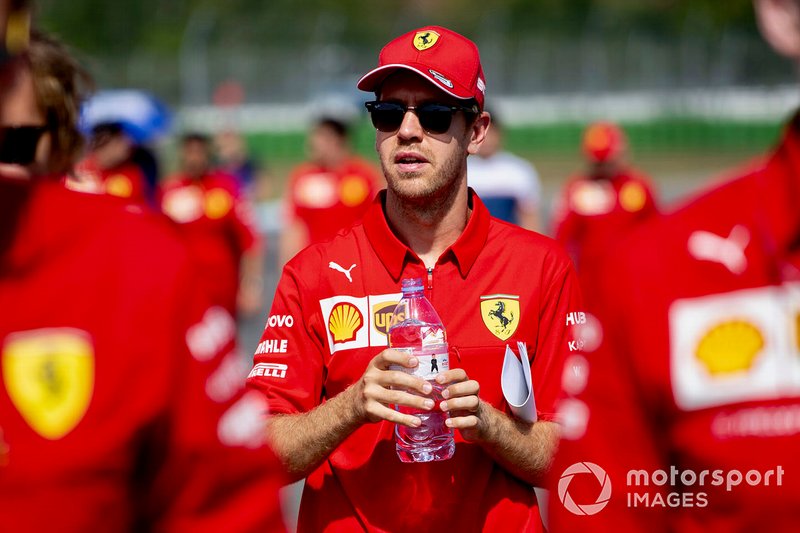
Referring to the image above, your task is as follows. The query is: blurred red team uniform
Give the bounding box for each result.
[550,116,800,531]
[286,156,380,246]
[553,170,658,270]
[0,178,284,531]
[159,170,259,315]
[248,191,581,532]
[71,155,149,205]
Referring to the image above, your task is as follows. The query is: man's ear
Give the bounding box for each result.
[467,111,491,156]
[755,0,800,58]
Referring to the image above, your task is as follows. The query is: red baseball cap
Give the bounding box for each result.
[357,26,486,109]
[582,121,627,163]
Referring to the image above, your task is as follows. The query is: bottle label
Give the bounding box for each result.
[391,346,449,381]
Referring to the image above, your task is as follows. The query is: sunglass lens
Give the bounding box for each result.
[370,104,405,132]
[0,126,44,165]
[417,105,453,134]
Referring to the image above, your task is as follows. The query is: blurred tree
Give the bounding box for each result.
[35,0,757,56]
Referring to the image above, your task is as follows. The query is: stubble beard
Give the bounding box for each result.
[381,143,468,219]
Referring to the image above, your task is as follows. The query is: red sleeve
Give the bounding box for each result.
[144,264,286,533]
[246,261,326,415]
[532,260,584,421]
[230,192,260,254]
[547,254,669,531]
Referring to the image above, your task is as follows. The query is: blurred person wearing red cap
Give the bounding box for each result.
[0,31,285,531]
[467,109,543,231]
[248,25,582,532]
[552,121,659,304]
[550,1,800,531]
[159,133,264,318]
[278,117,383,265]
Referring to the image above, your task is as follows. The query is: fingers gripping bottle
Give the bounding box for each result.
[388,277,455,463]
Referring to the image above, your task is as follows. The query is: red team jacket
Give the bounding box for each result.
[248,190,582,532]
[550,117,800,531]
[71,155,150,206]
[286,156,381,246]
[0,178,284,532]
[553,170,657,304]
[159,171,259,315]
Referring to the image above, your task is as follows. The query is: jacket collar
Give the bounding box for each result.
[363,188,491,281]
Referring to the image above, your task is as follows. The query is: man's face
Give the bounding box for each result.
[375,71,487,204]
[0,61,51,180]
[309,125,344,167]
[181,139,210,178]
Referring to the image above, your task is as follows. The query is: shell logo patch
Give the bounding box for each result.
[413,30,440,51]
[2,329,94,440]
[105,174,134,198]
[339,175,370,207]
[619,181,646,213]
[695,320,764,375]
[205,188,233,219]
[480,294,520,341]
[328,302,364,344]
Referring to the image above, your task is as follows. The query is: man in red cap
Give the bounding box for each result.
[550,1,800,530]
[248,25,582,532]
[552,121,659,305]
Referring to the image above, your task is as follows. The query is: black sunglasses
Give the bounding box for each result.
[365,101,479,134]
[0,126,47,165]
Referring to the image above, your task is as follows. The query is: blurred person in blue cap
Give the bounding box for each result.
[551,1,800,531]
[68,122,153,205]
[0,28,286,532]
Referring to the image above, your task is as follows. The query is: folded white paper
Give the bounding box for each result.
[500,342,550,530]
[501,341,536,423]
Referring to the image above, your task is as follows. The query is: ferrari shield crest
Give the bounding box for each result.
[413,30,440,51]
[2,328,94,440]
[480,295,520,341]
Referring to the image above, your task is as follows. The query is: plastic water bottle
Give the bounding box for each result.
[388,277,455,463]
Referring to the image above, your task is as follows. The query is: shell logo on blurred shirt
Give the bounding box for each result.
[695,320,764,375]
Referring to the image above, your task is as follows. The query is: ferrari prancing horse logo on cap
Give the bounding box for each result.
[481,295,520,341]
[414,30,440,51]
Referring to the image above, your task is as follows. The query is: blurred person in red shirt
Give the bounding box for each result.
[552,122,658,302]
[160,133,264,317]
[279,117,383,265]
[550,1,800,531]
[0,31,285,532]
[68,122,151,205]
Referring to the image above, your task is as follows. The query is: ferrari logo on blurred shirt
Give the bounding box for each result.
[480,295,520,341]
[413,30,440,51]
[2,329,94,440]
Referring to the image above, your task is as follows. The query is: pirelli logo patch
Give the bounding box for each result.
[248,362,288,379]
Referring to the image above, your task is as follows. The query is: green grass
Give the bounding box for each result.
[244,117,784,169]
